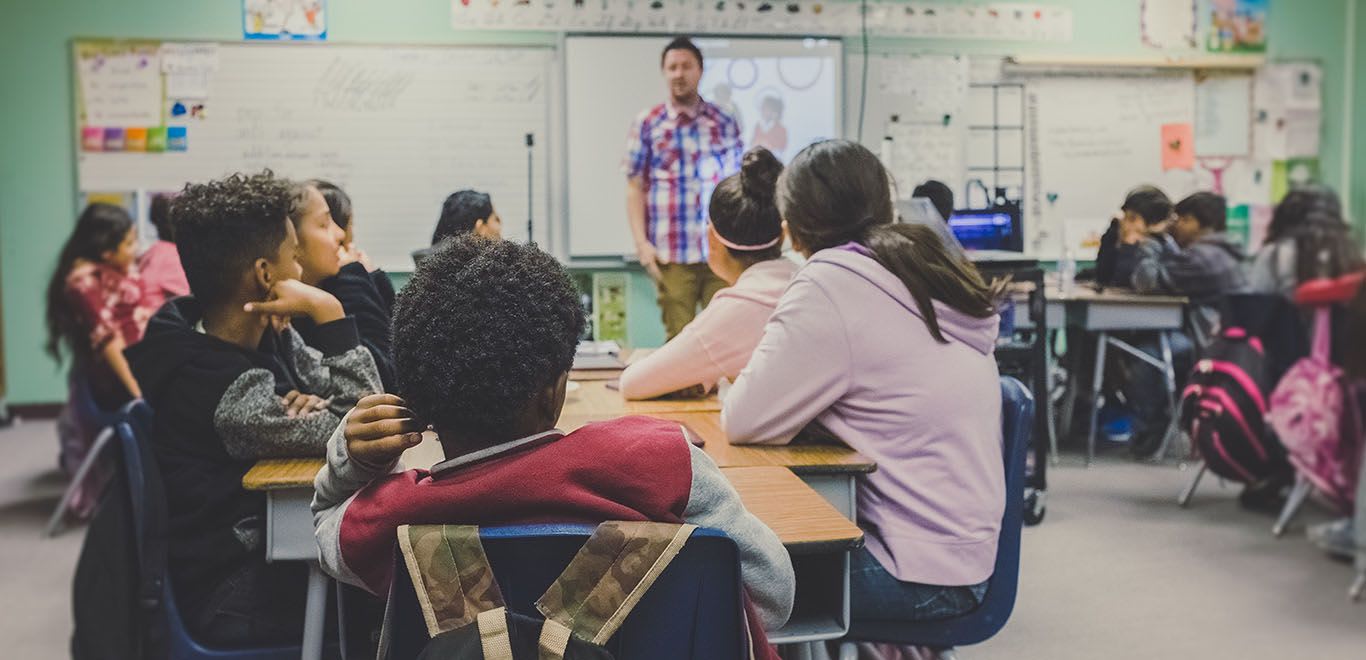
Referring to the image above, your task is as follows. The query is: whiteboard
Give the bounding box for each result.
[565,36,843,258]
[1024,74,1199,259]
[76,42,553,271]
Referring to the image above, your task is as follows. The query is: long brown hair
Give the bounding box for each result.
[777,139,995,343]
[45,203,134,361]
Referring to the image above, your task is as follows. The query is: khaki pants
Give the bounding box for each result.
[655,262,728,339]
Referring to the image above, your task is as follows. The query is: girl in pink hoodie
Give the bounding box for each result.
[620,147,798,400]
[724,140,1005,622]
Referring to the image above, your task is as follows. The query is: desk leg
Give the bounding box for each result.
[1151,331,1180,461]
[1086,332,1108,466]
[1046,330,1060,465]
[302,562,328,660]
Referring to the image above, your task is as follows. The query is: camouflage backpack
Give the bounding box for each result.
[389,521,697,660]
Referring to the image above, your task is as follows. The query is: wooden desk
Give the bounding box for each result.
[244,452,864,647]
[1014,283,1189,464]
[562,379,721,416]
[557,411,874,520]
[723,466,862,644]
[722,467,862,553]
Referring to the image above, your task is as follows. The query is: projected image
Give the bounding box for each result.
[699,40,840,163]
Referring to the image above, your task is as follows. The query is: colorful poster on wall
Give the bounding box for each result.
[244,0,327,41]
[1270,158,1320,203]
[1207,0,1267,53]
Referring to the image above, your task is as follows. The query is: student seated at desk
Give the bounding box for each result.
[46,203,155,517]
[311,236,794,657]
[138,192,190,311]
[619,147,797,400]
[287,180,398,390]
[1092,185,1174,287]
[1248,185,1362,297]
[411,189,503,265]
[125,171,383,647]
[1133,192,1247,334]
[313,179,397,313]
[722,140,1003,622]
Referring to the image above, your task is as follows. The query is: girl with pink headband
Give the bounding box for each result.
[619,147,797,400]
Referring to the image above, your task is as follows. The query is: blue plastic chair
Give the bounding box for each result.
[387,524,749,660]
[838,375,1034,655]
[45,370,130,536]
[113,403,303,659]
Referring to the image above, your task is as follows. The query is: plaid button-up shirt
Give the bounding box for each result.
[623,98,743,264]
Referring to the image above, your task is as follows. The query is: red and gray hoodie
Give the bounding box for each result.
[310,415,794,657]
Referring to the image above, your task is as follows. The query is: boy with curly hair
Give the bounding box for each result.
[311,235,793,658]
[125,170,382,646]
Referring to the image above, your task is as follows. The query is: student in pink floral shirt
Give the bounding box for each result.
[45,203,155,515]
[139,193,190,311]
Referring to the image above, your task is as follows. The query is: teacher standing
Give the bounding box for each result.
[624,37,744,339]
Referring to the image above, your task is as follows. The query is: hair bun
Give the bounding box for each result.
[739,147,783,204]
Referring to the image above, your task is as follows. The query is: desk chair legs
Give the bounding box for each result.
[1178,461,1207,508]
[1272,474,1313,537]
[45,426,114,537]
[301,562,329,660]
[1086,332,1109,466]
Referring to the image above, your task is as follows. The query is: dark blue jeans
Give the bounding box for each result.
[849,547,988,621]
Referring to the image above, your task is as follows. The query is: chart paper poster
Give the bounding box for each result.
[1141,0,1197,49]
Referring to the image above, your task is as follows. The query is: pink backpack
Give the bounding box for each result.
[1266,307,1364,513]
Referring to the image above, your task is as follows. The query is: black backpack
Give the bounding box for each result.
[1178,327,1291,483]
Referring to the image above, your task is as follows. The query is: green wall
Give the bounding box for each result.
[1355,0,1366,232]
[1,0,1360,404]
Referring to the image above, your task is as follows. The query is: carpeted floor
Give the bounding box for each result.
[2,419,1362,658]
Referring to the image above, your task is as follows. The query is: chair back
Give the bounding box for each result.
[846,375,1034,647]
[113,404,300,659]
[387,524,748,660]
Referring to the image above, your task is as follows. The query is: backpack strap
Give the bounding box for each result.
[396,524,506,637]
[476,607,515,660]
[535,521,698,650]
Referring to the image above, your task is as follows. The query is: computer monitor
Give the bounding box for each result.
[949,206,1023,252]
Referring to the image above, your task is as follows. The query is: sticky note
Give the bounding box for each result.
[124,127,148,152]
[82,126,104,151]
[146,126,168,152]
[1161,123,1195,171]
[167,126,188,152]
[103,127,125,151]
